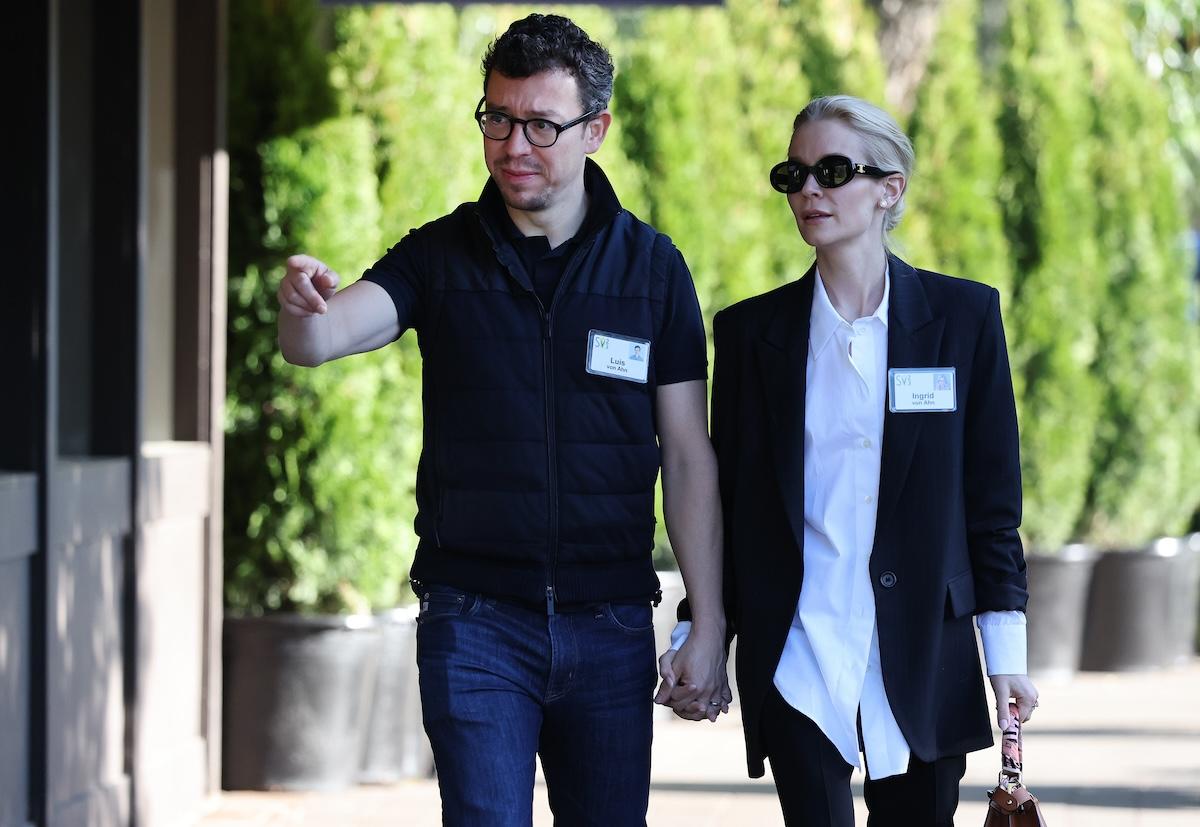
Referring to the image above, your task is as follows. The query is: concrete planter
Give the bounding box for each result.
[222,613,381,790]
[1163,534,1200,664]
[359,606,434,783]
[1026,544,1098,680]
[1080,544,1179,672]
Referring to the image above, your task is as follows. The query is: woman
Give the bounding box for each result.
[659,96,1038,826]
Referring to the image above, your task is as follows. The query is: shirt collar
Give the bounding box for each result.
[809,264,891,360]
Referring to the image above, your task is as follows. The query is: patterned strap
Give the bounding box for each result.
[999,701,1023,787]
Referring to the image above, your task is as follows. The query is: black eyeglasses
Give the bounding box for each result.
[769,155,900,193]
[474,97,598,148]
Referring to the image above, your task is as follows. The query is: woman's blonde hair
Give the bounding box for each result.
[793,95,914,238]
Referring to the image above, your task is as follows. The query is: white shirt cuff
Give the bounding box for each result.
[669,620,692,652]
[977,610,1027,676]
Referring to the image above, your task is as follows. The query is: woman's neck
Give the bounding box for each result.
[815,242,888,322]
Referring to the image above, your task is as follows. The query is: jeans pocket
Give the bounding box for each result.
[603,602,654,634]
[418,585,468,622]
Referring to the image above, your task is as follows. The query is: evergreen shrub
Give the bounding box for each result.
[995,0,1103,552]
[1074,0,1200,546]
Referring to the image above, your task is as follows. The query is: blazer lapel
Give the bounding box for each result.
[876,255,945,537]
[755,269,816,552]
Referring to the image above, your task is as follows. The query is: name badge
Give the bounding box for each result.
[888,367,957,413]
[586,330,650,384]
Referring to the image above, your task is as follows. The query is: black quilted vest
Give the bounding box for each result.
[408,161,671,610]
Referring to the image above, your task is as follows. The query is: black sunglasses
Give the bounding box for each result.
[769,155,900,193]
[474,97,598,148]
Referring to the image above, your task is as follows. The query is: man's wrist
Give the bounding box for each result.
[685,612,725,637]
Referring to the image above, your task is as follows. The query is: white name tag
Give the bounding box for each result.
[888,368,957,412]
[586,330,650,384]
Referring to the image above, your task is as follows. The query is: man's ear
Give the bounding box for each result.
[583,111,613,155]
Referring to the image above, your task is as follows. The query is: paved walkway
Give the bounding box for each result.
[197,661,1200,826]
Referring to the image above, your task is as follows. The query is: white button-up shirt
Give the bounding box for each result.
[673,267,1026,780]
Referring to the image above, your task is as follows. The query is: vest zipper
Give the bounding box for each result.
[474,211,561,610]
[474,207,602,614]
[542,240,601,615]
[542,310,558,616]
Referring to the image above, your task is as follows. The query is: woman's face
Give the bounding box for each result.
[785,119,901,253]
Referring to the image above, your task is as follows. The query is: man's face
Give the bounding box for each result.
[481,69,610,214]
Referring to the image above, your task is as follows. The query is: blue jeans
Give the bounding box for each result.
[416,584,658,827]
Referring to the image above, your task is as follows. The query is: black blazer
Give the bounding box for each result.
[689,255,1028,777]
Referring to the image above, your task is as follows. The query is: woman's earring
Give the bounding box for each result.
[879,199,888,208]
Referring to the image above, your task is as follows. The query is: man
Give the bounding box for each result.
[276,14,727,826]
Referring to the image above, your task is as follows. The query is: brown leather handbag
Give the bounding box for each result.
[984,703,1047,827]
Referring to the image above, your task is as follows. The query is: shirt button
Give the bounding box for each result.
[861,438,872,449]
[864,494,874,504]
[879,571,898,589]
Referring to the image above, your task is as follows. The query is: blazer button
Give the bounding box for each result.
[879,571,898,589]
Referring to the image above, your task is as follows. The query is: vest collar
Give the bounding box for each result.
[476,157,623,247]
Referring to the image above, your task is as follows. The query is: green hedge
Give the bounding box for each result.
[903,0,1012,303]
[994,0,1104,552]
[224,0,339,614]
[1074,0,1200,546]
[227,116,407,613]
[1127,0,1200,224]
[224,0,1200,614]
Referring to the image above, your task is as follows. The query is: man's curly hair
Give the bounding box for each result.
[481,14,615,114]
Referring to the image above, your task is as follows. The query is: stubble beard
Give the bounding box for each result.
[498,179,552,213]
[491,153,553,212]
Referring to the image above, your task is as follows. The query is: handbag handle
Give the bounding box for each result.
[998,701,1023,788]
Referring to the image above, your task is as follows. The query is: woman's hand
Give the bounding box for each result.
[989,673,1039,730]
[655,639,731,722]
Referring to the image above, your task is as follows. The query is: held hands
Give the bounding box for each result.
[278,254,341,317]
[654,631,732,722]
[989,673,1039,731]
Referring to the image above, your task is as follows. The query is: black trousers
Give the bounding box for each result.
[760,687,967,827]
